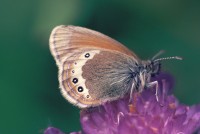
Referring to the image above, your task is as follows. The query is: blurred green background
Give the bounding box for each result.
[0,0,200,133]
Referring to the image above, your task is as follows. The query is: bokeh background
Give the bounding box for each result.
[0,0,200,133]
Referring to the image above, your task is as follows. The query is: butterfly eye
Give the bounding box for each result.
[72,78,78,84]
[78,86,84,92]
[85,53,90,58]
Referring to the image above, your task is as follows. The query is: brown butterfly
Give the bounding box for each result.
[49,25,182,108]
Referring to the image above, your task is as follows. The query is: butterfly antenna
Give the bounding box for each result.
[154,56,183,62]
[152,50,165,60]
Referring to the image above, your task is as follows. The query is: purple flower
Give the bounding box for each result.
[44,127,82,134]
[44,73,200,134]
[44,127,65,134]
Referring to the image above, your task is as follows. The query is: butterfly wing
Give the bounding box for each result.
[49,25,139,108]
[49,25,139,65]
[59,49,103,108]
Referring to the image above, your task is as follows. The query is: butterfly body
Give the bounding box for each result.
[49,25,176,108]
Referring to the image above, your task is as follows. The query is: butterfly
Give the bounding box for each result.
[49,25,182,108]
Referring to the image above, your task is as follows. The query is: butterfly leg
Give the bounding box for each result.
[129,82,135,102]
[147,81,159,102]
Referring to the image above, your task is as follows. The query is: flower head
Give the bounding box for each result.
[44,73,200,134]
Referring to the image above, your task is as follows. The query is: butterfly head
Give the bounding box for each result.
[145,60,161,77]
[144,51,182,77]
[136,52,182,91]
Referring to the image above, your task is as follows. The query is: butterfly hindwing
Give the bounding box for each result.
[59,49,102,108]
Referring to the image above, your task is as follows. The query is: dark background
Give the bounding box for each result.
[0,0,200,133]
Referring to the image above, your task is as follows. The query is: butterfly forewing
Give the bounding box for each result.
[49,25,138,65]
